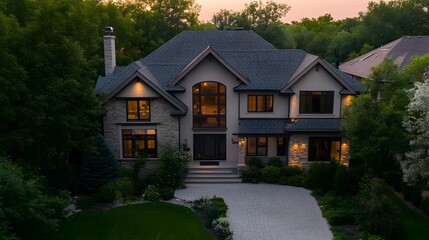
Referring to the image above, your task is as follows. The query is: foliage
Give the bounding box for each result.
[400,182,423,206]
[56,202,212,240]
[402,69,429,184]
[304,161,339,193]
[143,185,160,201]
[193,196,228,225]
[356,177,400,239]
[247,157,263,168]
[157,147,190,189]
[333,165,362,195]
[0,157,69,240]
[267,157,282,167]
[80,134,118,193]
[212,217,233,240]
[314,192,357,226]
[159,187,175,200]
[239,166,262,183]
[262,166,281,183]
[421,197,429,216]
[342,58,410,175]
[97,177,135,203]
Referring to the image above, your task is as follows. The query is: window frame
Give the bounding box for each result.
[192,82,226,128]
[308,137,341,162]
[122,129,157,158]
[126,99,151,121]
[246,136,268,156]
[277,136,288,156]
[247,95,274,112]
[299,91,334,114]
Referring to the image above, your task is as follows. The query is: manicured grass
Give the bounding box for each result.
[56,202,213,240]
[382,183,429,240]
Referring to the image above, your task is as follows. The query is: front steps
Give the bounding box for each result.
[185,167,242,184]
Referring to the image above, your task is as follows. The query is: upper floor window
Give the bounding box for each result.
[127,99,150,120]
[193,82,226,128]
[299,91,334,114]
[248,95,273,112]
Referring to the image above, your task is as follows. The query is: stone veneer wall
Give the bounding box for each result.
[288,134,309,166]
[103,97,180,159]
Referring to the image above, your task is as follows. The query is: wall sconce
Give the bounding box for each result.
[239,137,245,146]
[292,143,299,150]
[300,143,307,150]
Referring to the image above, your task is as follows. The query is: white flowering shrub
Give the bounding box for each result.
[212,217,233,240]
[403,71,429,184]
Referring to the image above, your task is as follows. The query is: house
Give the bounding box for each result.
[95,27,365,169]
[339,36,429,81]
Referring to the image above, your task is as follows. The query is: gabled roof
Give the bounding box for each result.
[96,30,364,112]
[280,57,365,94]
[339,36,429,79]
[170,46,250,86]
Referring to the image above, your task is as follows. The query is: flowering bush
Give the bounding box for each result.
[212,217,233,240]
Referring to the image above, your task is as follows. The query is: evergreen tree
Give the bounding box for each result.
[80,134,118,192]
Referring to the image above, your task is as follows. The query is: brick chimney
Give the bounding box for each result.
[103,26,116,76]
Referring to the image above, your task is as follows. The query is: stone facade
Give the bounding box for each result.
[102,97,180,160]
[288,134,309,166]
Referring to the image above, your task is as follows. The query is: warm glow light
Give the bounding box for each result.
[300,143,307,150]
[292,143,299,150]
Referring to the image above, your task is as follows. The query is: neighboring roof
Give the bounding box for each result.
[235,119,290,135]
[339,36,429,79]
[285,119,342,132]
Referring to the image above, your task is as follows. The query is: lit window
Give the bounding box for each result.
[248,95,273,112]
[127,99,150,120]
[122,129,157,158]
[193,82,226,128]
[308,137,341,161]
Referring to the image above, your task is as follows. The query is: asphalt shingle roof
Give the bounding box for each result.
[237,119,290,135]
[285,119,342,132]
[339,36,429,79]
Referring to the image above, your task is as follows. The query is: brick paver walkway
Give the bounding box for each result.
[175,183,332,240]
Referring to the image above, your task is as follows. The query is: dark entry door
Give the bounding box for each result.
[193,134,226,160]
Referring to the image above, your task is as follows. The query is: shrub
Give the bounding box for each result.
[80,134,118,193]
[97,177,135,203]
[157,147,190,189]
[421,197,429,216]
[324,209,355,225]
[281,165,304,177]
[356,178,400,240]
[248,157,263,168]
[280,175,304,187]
[159,188,175,200]
[239,166,262,183]
[267,157,282,167]
[382,170,403,191]
[333,165,361,196]
[143,185,160,201]
[193,196,228,224]
[262,166,281,184]
[304,161,338,193]
[0,157,69,240]
[212,217,233,240]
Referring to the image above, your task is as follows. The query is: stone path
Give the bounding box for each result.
[175,183,332,240]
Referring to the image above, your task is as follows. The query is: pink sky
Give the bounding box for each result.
[196,0,386,23]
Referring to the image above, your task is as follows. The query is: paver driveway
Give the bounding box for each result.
[175,183,332,240]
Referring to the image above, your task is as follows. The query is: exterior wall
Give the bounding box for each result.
[239,92,289,118]
[103,80,179,160]
[340,95,354,117]
[289,66,344,119]
[288,134,350,168]
[242,136,287,165]
[173,57,241,167]
[116,79,159,98]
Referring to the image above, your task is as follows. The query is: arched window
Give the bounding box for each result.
[192,82,226,128]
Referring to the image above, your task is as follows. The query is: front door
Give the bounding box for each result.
[193,134,226,160]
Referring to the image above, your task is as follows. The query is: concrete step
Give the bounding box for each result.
[185,178,242,184]
[185,167,241,184]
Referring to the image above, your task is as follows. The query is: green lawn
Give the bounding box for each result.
[56,202,213,240]
[382,184,429,240]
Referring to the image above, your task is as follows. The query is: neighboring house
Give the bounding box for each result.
[95,27,365,169]
[340,36,429,81]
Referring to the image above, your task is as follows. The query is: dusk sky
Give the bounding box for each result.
[196,0,387,23]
